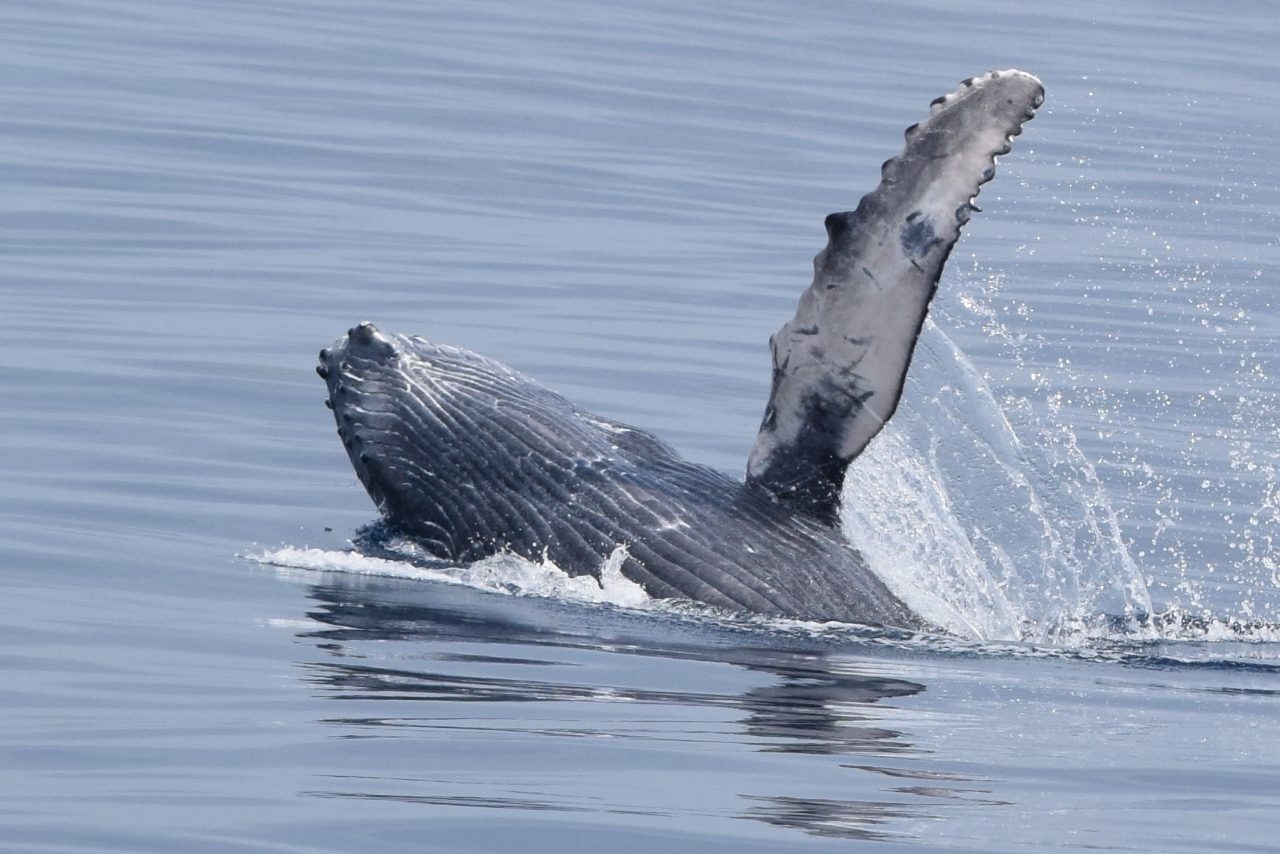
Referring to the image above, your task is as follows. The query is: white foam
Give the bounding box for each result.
[253,543,651,609]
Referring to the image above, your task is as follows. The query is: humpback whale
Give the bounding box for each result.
[317,70,1043,627]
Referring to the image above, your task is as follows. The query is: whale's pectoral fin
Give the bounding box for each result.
[746,70,1044,522]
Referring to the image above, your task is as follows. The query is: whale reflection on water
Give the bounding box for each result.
[290,576,1009,842]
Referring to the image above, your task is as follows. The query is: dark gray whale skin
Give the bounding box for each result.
[318,70,1044,628]
[319,325,920,625]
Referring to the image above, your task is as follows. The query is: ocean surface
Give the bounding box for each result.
[4,1,1279,851]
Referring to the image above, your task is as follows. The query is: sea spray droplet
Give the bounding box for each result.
[843,322,1152,644]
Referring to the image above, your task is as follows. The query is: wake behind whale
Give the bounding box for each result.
[316,70,1045,628]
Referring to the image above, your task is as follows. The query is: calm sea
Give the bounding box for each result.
[3,1,1279,851]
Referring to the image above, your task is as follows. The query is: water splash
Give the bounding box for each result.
[843,321,1153,644]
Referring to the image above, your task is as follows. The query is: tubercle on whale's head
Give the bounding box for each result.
[316,321,408,511]
[317,321,397,376]
[316,322,399,416]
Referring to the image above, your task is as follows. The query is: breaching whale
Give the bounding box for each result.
[318,69,1043,627]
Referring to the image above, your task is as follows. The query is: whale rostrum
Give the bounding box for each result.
[319,70,1043,627]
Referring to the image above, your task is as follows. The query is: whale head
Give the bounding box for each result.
[317,322,563,558]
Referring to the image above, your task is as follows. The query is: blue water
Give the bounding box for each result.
[4,1,1280,850]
